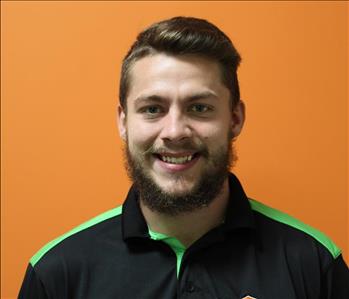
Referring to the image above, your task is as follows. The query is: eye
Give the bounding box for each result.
[189,103,212,113]
[139,105,164,118]
[145,106,161,114]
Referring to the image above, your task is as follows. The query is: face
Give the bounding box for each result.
[118,53,244,214]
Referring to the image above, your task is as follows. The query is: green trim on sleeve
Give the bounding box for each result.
[148,229,186,277]
[30,205,123,267]
[249,199,341,259]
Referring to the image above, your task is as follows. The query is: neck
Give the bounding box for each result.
[139,178,230,248]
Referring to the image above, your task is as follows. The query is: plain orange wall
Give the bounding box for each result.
[1,1,348,298]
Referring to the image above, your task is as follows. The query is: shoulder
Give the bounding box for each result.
[30,205,123,269]
[248,198,341,262]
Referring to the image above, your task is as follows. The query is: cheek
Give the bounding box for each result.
[197,120,231,141]
[126,122,159,149]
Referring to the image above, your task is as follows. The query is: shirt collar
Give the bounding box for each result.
[223,173,255,231]
[122,172,255,241]
[121,185,149,240]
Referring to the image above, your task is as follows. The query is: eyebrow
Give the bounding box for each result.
[134,91,219,104]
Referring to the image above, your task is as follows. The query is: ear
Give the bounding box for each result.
[231,101,245,138]
[117,105,127,141]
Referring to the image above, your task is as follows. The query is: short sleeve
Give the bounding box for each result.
[321,254,349,298]
[18,264,48,299]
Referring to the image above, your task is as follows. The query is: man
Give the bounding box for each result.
[19,16,348,298]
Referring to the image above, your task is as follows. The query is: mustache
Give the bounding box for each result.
[142,140,209,157]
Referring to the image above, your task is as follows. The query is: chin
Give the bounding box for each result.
[154,177,196,195]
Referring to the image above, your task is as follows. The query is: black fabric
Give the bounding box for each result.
[18,173,349,299]
[19,265,48,298]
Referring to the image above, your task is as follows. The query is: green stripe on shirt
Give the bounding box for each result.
[249,199,341,259]
[30,205,123,266]
[148,229,186,277]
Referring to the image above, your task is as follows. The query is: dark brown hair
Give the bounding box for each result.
[119,16,241,110]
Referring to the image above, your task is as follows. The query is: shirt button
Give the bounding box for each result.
[186,282,196,292]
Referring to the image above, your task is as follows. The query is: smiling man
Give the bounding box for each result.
[121,53,241,227]
[19,17,348,299]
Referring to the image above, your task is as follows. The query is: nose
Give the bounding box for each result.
[159,108,192,142]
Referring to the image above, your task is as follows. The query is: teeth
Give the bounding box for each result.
[160,155,194,164]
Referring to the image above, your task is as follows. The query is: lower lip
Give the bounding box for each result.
[155,155,200,173]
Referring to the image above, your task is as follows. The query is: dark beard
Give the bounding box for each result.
[124,141,236,216]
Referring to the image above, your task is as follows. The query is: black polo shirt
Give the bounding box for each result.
[19,173,349,298]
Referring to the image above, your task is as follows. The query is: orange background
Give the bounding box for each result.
[1,1,348,298]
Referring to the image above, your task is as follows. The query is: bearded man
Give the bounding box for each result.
[19,16,349,299]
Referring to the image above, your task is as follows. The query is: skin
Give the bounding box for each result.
[118,53,245,247]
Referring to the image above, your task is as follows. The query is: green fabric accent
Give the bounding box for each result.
[148,229,186,277]
[249,199,341,258]
[30,205,123,267]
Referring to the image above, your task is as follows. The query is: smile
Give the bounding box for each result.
[160,155,193,164]
[155,153,199,165]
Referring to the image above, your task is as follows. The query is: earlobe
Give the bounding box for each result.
[117,106,127,141]
[231,101,245,138]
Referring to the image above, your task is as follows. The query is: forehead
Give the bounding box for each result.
[126,53,227,103]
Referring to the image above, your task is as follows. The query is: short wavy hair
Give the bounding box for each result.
[119,16,241,110]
